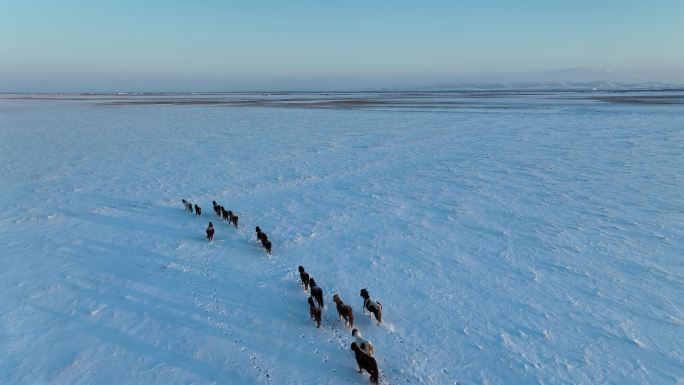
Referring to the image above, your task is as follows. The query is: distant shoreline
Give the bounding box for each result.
[2,90,684,108]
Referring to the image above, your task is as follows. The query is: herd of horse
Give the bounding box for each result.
[181,198,385,383]
[298,265,382,383]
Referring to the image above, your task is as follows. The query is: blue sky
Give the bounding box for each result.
[1,0,683,91]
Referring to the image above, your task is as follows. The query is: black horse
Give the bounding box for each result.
[309,278,324,307]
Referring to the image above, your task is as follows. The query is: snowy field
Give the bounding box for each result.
[1,91,683,385]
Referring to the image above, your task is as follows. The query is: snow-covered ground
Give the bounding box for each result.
[1,92,682,384]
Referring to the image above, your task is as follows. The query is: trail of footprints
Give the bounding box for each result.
[184,245,273,384]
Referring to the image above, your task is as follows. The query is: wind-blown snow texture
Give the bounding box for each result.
[1,93,683,385]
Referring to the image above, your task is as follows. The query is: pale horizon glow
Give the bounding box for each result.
[1,0,683,91]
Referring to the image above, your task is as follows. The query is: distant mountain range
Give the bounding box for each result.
[420,67,684,91]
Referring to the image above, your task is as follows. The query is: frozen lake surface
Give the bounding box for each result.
[1,91,683,384]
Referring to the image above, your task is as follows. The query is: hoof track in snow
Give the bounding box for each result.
[181,245,274,384]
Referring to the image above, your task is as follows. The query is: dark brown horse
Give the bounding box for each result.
[351,342,379,383]
[333,294,354,328]
[257,228,268,243]
[308,297,321,328]
[298,266,310,291]
[206,222,214,241]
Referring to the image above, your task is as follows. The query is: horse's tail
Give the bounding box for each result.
[370,358,379,383]
[375,307,382,324]
[348,307,354,328]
